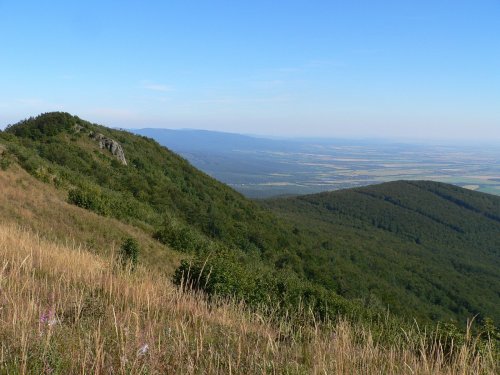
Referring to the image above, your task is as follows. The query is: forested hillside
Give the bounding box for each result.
[2,112,288,254]
[0,113,359,323]
[1,112,499,330]
[264,181,500,324]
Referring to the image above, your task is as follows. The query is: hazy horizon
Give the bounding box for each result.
[2,119,499,147]
[130,127,500,147]
[1,1,499,141]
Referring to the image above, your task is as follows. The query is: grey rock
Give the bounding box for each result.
[89,132,127,165]
[73,124,84,133]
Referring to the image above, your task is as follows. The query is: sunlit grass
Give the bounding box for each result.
[0,223,496,374]
[0,165,183,275]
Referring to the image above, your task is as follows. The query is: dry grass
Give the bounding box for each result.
[0,223,497,374]
[0,165,183,274]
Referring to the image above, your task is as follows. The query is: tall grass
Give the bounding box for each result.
[0,223,497,374]
[0,165,183,274]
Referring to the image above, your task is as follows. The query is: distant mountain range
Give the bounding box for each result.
[133,128,302,152]
[133,128,413,153]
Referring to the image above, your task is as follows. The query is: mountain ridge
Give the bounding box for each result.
[1,112,499,328]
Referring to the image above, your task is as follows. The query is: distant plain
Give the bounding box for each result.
[135,129,500,198]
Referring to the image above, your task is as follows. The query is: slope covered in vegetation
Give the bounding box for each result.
[1,112,499,332]
[0,112,499,372]
[2,112,287,253]
[0,113,361,324]
[264,181,500,324]
[0,162,183,274]
[0,222,497,374]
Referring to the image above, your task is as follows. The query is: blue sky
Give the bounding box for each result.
[1,1,499,141]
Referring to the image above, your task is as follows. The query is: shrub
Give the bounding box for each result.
[154,219,208,254]
[68,188,109,215]
[119,237,139,269]
[173,250,358,321]
[5,112,82,139]
[0,155,11,170]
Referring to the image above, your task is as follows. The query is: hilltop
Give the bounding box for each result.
[0,112,499,372]
[1,112,285,252]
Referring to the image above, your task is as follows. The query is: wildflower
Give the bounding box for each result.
[137,343,149,357]
[40,308,57,327]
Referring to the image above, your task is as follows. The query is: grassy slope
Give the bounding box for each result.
[264,181,500,324]
[0,163,183,275]
[0,222,496,374]
[1,113,364,322]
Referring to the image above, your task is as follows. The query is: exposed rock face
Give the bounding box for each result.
[73,124,84,133]
[89,132,127,165]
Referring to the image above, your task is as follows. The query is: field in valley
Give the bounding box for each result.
[175,140,500,198]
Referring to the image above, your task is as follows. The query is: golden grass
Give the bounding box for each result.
[0,165,183,274]
[0,223,497,374]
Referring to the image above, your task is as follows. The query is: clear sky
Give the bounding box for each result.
[1,1,499,141]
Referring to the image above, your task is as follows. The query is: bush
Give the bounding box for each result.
[173,249,358,321]
[154,219,209,254]
[5,112,82,139]
[120,237,139,269]
[0,155,11,170]
[68,188,109,215]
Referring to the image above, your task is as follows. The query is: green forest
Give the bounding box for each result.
[1,112,499,336]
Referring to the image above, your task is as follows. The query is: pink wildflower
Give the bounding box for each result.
[40,308,57,327]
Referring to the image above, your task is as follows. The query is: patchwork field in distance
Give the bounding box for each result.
[135,129,500,198]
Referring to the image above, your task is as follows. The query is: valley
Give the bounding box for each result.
[135,129,500,198]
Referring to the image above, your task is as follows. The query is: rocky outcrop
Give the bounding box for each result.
[89,132,127,165]
[73,124,84,133]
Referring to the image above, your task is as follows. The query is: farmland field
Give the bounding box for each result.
[135,129,500,198]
